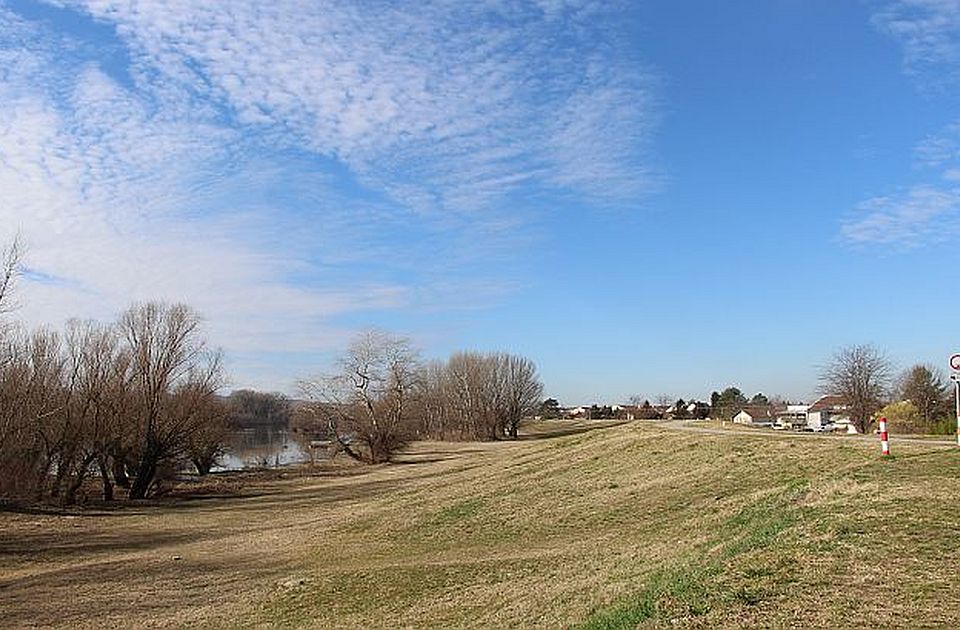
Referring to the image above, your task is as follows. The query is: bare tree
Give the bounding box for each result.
[0,320,132,503]
[654,394,673,409]
[819,344,893,433]
[176,383,229,476]
[412,359,451,439]
[0,296,227,503]
[120,302,223,499]
[0,327,63,499]
[499,353,544,438]
[448,351,485,438]
[444,351,500,440]
[51,321,132,504]
[301,330,419,464]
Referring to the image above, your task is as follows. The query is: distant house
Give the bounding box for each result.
[806,395,853,432]
[732,405,775,425]
[775,404,810,430]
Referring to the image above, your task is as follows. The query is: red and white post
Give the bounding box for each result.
[954,377,959,448]
[879,416,890,456]
[949,353,960,448]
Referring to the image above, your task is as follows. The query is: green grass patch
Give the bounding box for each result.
[434,497,485,524]
[581,480,808,628]
[581,563,715,629]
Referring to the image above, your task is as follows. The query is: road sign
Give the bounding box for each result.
[951,353,960,371]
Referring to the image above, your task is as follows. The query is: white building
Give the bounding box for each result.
[732,406,775,425]
[775,404,810,430]
[805,395,854,432]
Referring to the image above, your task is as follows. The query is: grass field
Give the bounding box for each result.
[2,419,959,628]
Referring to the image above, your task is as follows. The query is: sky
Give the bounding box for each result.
[1,0,959,405]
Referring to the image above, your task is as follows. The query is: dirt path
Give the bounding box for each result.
[660,418,959,446]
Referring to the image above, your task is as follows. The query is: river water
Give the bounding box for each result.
[216,427,316,471]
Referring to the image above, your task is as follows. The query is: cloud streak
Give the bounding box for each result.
[842,184,960,246]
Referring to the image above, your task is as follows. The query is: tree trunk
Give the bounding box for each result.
[129,444,160,500]
[112,456,130,488]
[63,453,96,505]
[109,442,131,488]
[129,461,155,499]
[334,436,365,463]
[98,455,114,501]
[192,457,213,476]
[50,454,66,501]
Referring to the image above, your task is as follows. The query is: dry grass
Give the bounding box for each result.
[2,419,959,628]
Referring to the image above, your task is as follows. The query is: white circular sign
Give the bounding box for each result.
[951,353,960,371]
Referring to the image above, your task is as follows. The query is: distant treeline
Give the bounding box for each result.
[225,389,292,430]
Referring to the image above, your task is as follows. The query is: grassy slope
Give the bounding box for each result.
[2,421,959,628]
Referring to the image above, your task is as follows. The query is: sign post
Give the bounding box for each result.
[950,354,960,448]
[879,416,890,456]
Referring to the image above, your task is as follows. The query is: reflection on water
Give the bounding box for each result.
[216,428,317,471]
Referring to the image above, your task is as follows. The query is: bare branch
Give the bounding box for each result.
[0,234,25,316]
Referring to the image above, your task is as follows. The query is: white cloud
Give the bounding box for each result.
[52,0,658,211]
[0,8,409,389]
[873,0,960,80]
[915,122,960,166]
[0,74,409,345]
[842,185,960,246]
[844,121,960,245]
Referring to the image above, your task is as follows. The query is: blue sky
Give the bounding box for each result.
[1,0,959,404]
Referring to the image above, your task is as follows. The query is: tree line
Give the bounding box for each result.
[298,330,544,464]
[0,239,547,502]
[0,304,542,502]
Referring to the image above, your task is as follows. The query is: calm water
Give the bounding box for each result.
[216,428,317,471]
